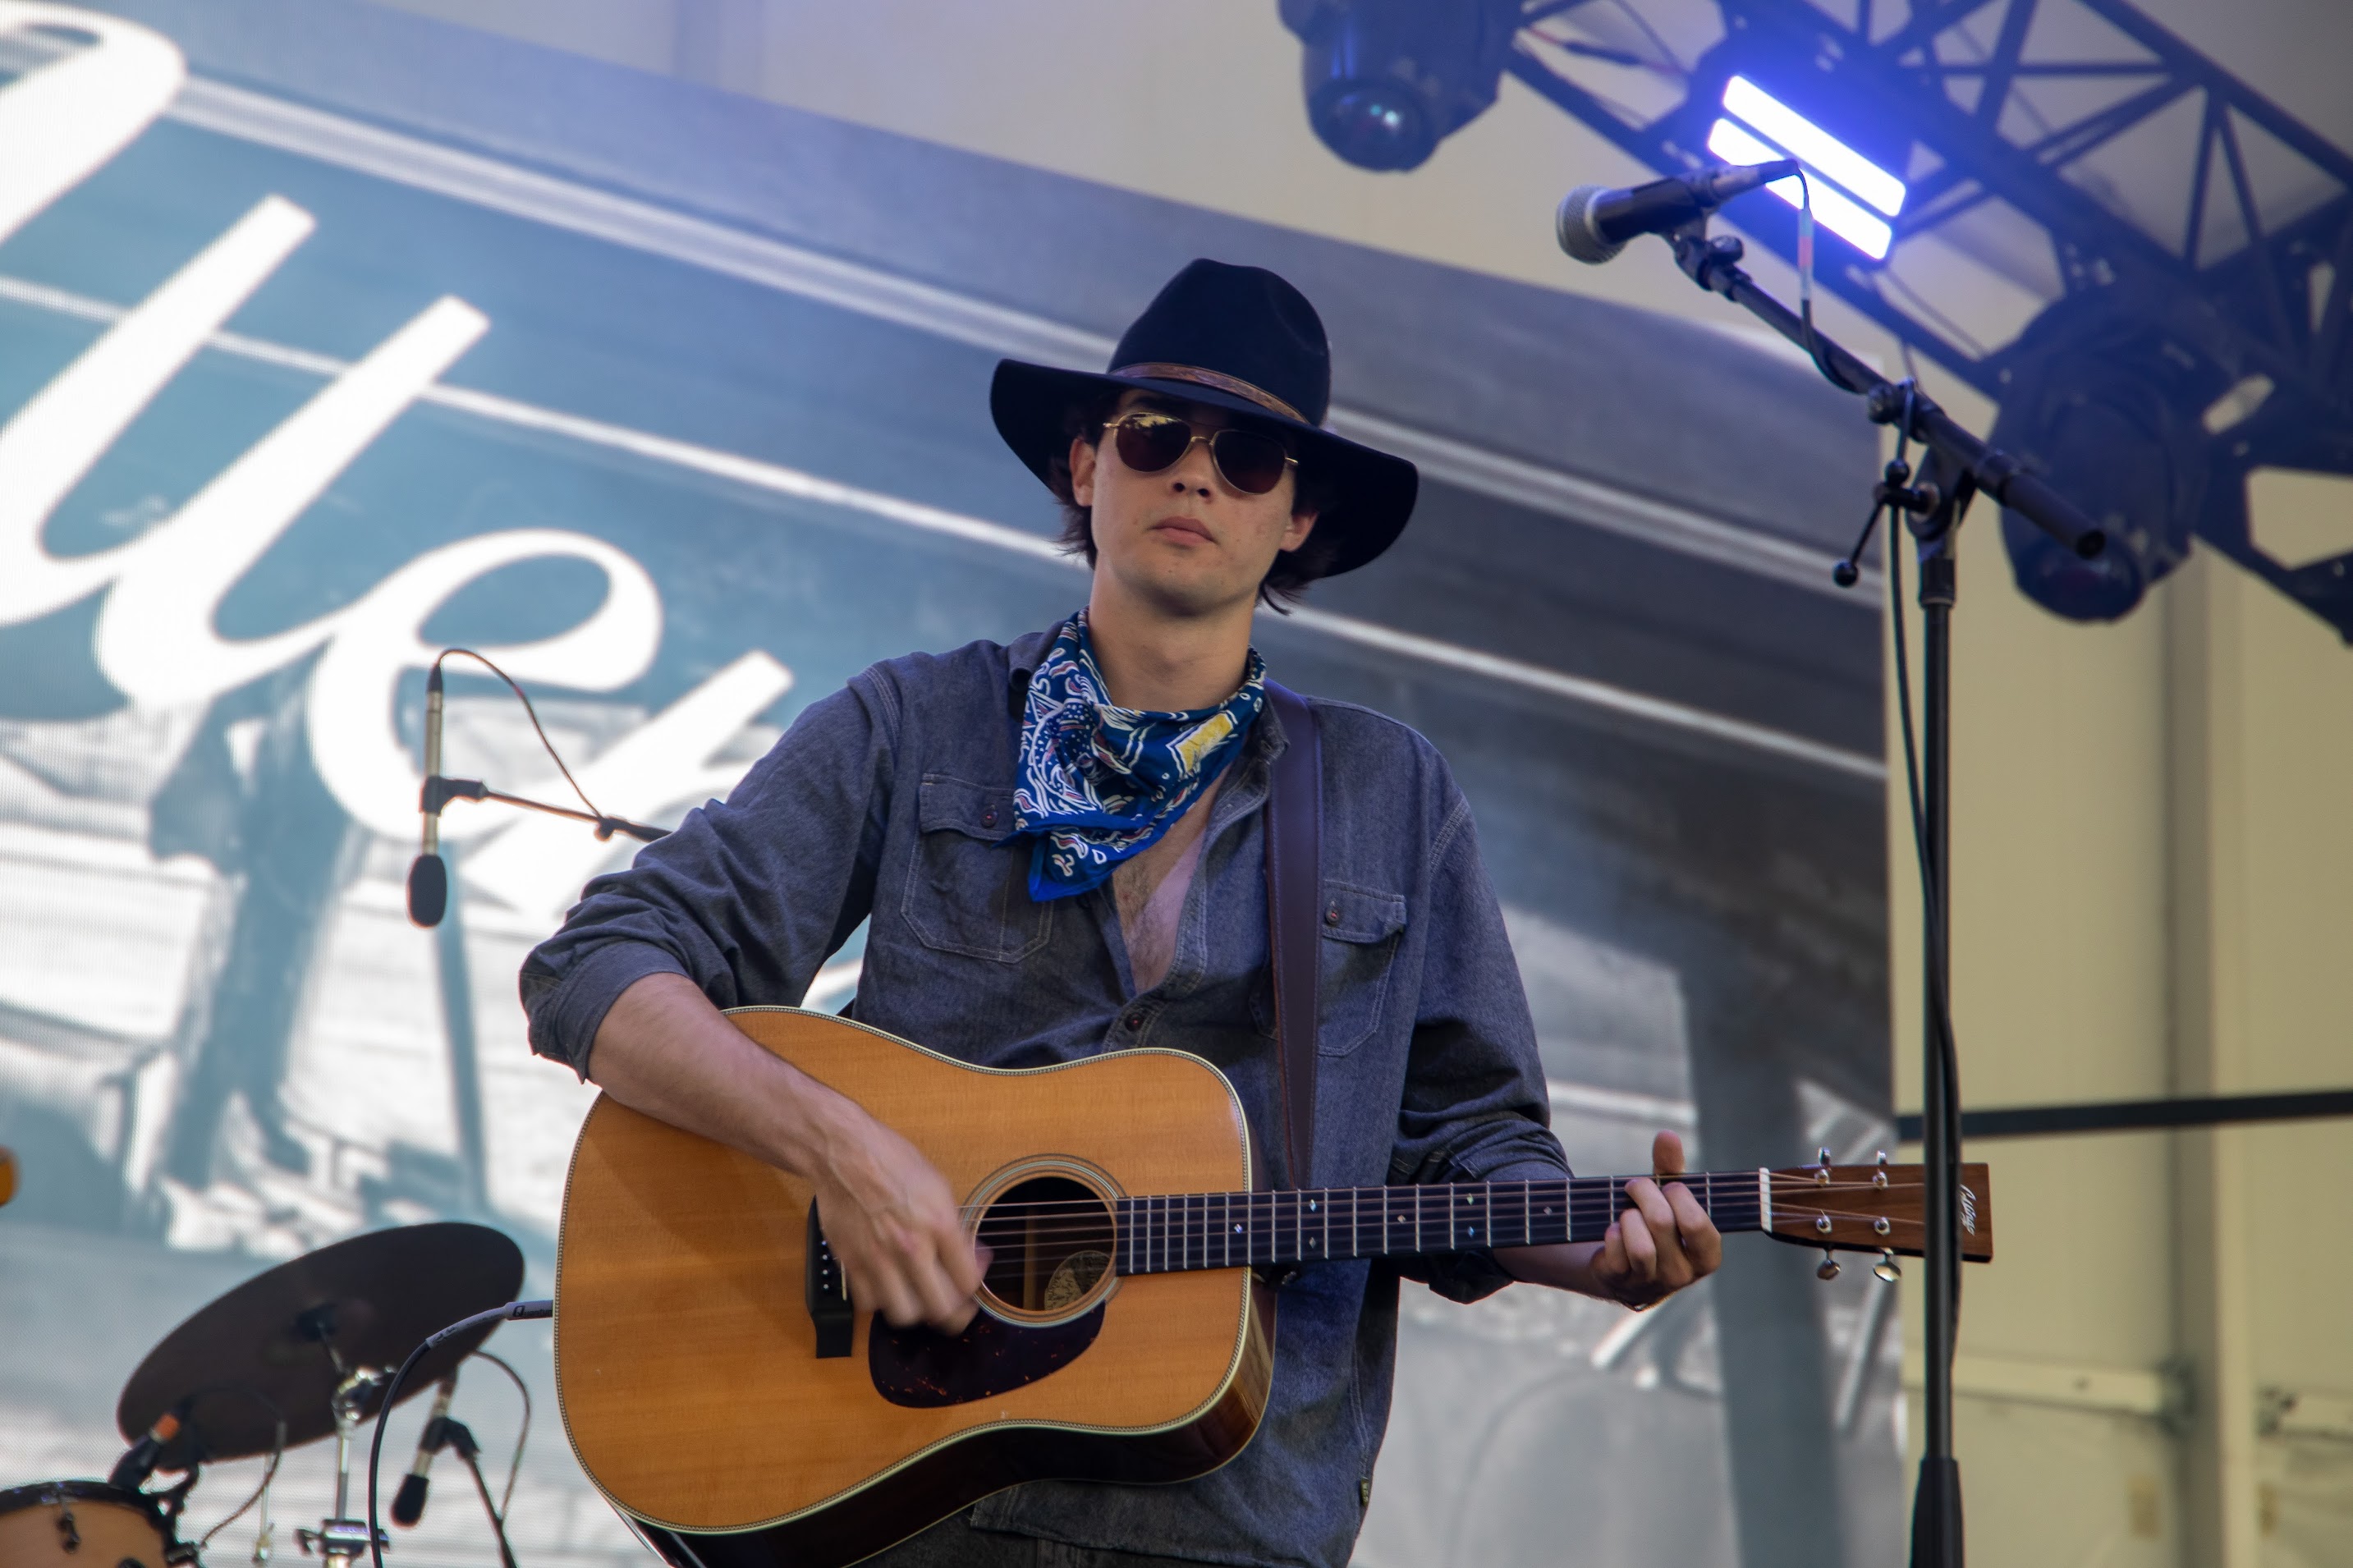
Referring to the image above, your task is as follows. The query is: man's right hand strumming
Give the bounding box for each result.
[587,971,986,1334]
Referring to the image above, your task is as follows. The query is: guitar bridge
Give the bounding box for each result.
[805,1202,854,1358]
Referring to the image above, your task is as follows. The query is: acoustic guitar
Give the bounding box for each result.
[555,1007,1991,1567]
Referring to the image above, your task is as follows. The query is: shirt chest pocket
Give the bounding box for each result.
[1254,882,1409,1057]
[901,775,1055,963]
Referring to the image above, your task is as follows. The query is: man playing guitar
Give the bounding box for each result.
[522,259,1720,1567]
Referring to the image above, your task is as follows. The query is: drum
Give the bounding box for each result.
[0,1480,183,1567]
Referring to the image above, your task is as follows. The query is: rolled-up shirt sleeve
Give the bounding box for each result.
[1387,791,1570,1303]
[518,671,897,1078]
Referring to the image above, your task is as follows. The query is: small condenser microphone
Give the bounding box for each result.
[407,663,449,928]
[391,1374,459,1527]
[108,1407,184,1490]
[1556,159,1802,264]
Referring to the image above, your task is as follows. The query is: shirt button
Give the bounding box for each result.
[982,808,998,827]
[1323,903,1342,926]
[1125,1011,1144,1030]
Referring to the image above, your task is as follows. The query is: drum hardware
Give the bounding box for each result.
[74,1223,528,1565]
[116,1223,525,1467]
[293,1369,392,1563]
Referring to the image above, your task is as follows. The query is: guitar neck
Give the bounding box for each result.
[1111,1171,1769,1276]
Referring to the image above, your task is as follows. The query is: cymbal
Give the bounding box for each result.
[117,1222,525,1466]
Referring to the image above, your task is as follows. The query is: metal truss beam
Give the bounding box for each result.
[1507,0,2353,419]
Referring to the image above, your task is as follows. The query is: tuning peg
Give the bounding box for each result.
[1874,1250,1901,1283]
[1816,1147,1834,1167]
[1816,1251,1842,1281]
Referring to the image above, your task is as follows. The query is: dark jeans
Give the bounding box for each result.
[867,1513,1197,1568]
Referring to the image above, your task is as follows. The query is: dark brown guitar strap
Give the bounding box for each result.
[1262,681,1321,1190]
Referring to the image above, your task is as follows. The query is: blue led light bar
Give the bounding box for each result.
[1707,116,1895,261]
[1722,76,1906,216]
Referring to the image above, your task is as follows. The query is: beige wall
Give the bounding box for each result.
[365,1,2353,1559]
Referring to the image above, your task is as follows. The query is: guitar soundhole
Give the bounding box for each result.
[975,1174,1117,1324]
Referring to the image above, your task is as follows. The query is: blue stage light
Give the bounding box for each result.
[1722,77,1906,217]
[1706,77,1906,261]
[1706,120,1892,259]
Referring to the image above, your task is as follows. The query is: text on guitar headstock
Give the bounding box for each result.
[1761,1151,1993,1280]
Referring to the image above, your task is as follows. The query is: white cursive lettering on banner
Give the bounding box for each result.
[94,296,495,706]
[0,195,315,623]
[0,10,794,916]
[0,3,183,249]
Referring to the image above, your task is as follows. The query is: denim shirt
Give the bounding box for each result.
[521,627,1568,1568]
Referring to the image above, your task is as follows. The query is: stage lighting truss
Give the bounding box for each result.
[1485,0,2353,636]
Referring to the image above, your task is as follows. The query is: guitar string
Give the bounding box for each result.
[956,1190,1909,1227]
[960,1191,1910,1224]
[967,1223,1911,1268]
[955,1180,1916,1257]
[955,1178,1921,1217]
[952,1172,1929,1207]
[966,1193,1802,1241]
[973,1212,1784,1248]
[965,1202,1906,1252]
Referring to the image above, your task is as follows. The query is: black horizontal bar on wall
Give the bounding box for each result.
[1897,1089,2353,1142]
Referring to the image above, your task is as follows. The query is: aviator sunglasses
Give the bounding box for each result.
[1101,410,1299,496]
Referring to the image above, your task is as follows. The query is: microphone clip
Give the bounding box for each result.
[1672,229,1747,294]
[420,1415,481,1462]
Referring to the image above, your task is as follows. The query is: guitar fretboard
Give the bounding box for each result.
[1111,1171,1767,1275]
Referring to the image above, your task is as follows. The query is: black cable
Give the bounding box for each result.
[432,649,605,821]
[367,1299,553,1568]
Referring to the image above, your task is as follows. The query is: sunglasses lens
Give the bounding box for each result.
[1212,429,1290,494]
[1112,413,1192,474]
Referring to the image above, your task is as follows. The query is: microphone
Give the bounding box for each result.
[390,1375,458,1527]
[407,663,448,928]
[1556,159,1802,264]
[108,1407,184,1490]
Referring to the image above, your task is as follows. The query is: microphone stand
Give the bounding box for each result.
[1658,220,2115,1568]
[421,775,670,845]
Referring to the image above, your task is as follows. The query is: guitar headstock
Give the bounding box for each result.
[1763,1155,1993,1263]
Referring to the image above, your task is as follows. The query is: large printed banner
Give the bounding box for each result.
[0,7,1899,1566]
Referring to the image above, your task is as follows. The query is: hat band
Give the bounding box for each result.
[1112,363,1307,424]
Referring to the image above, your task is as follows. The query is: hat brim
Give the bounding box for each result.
[990,360,1418,579]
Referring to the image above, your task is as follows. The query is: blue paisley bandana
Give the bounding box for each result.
[1011,612,1265,901]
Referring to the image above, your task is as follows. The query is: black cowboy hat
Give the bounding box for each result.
[990,259,1418,578]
